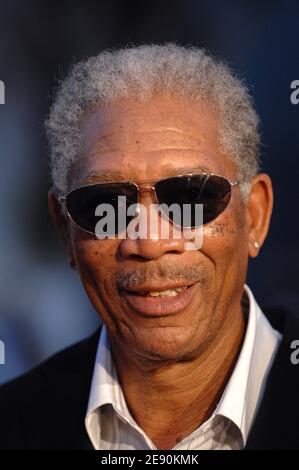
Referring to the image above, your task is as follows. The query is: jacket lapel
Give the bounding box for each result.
[245,307,299,449]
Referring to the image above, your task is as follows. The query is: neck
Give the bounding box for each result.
[109,302,246,449]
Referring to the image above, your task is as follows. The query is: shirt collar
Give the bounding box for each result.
[85,284,281,448]
[215,284,281,444]
[86,323,130,418]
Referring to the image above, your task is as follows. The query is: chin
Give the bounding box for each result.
[125,325,200,363]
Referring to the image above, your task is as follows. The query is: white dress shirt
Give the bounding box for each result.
[85,284,282,450]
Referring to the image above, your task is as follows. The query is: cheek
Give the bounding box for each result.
[75,240,106,268]
[202,203,248,267]
[204,216,238,245]
[198,204,249,313]
[71,233,122,318]
[71,229,117,281]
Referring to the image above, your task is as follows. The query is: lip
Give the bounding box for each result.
[120,283,198,316]
[121,282,193,294]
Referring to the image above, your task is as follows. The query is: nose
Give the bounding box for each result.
[120,235,186,260]
[119,192,186,260]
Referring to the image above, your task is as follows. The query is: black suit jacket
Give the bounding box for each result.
[0,307,299,450]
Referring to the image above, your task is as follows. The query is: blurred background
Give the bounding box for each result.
[0,0,298,384]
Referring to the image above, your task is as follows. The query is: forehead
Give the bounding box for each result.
[71,95,236,186]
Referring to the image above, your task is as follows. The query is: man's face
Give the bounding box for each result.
[67,95,249,364]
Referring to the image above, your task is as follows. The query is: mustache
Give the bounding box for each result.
[114,263,203,290]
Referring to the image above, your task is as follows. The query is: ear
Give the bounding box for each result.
[246,173,274,258]
[48,188,77,270]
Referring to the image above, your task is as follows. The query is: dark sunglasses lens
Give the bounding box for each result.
[155,174,231,227]
[66,183,138,235]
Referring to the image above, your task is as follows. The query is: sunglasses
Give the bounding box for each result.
[59,173,240,236]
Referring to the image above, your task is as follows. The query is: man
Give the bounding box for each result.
[0,43,298,450]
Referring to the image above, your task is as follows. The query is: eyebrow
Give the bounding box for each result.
[82,165,213,185]
[82,171,126,184]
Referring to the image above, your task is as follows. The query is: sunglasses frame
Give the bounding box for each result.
[59,173,240,235]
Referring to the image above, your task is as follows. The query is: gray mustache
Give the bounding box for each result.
[115,264,203,290]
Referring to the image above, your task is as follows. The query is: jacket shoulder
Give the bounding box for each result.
[0,327,101,449]
[247,306,299,449]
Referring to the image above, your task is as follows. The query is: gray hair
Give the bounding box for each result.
[45,43,261,199]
